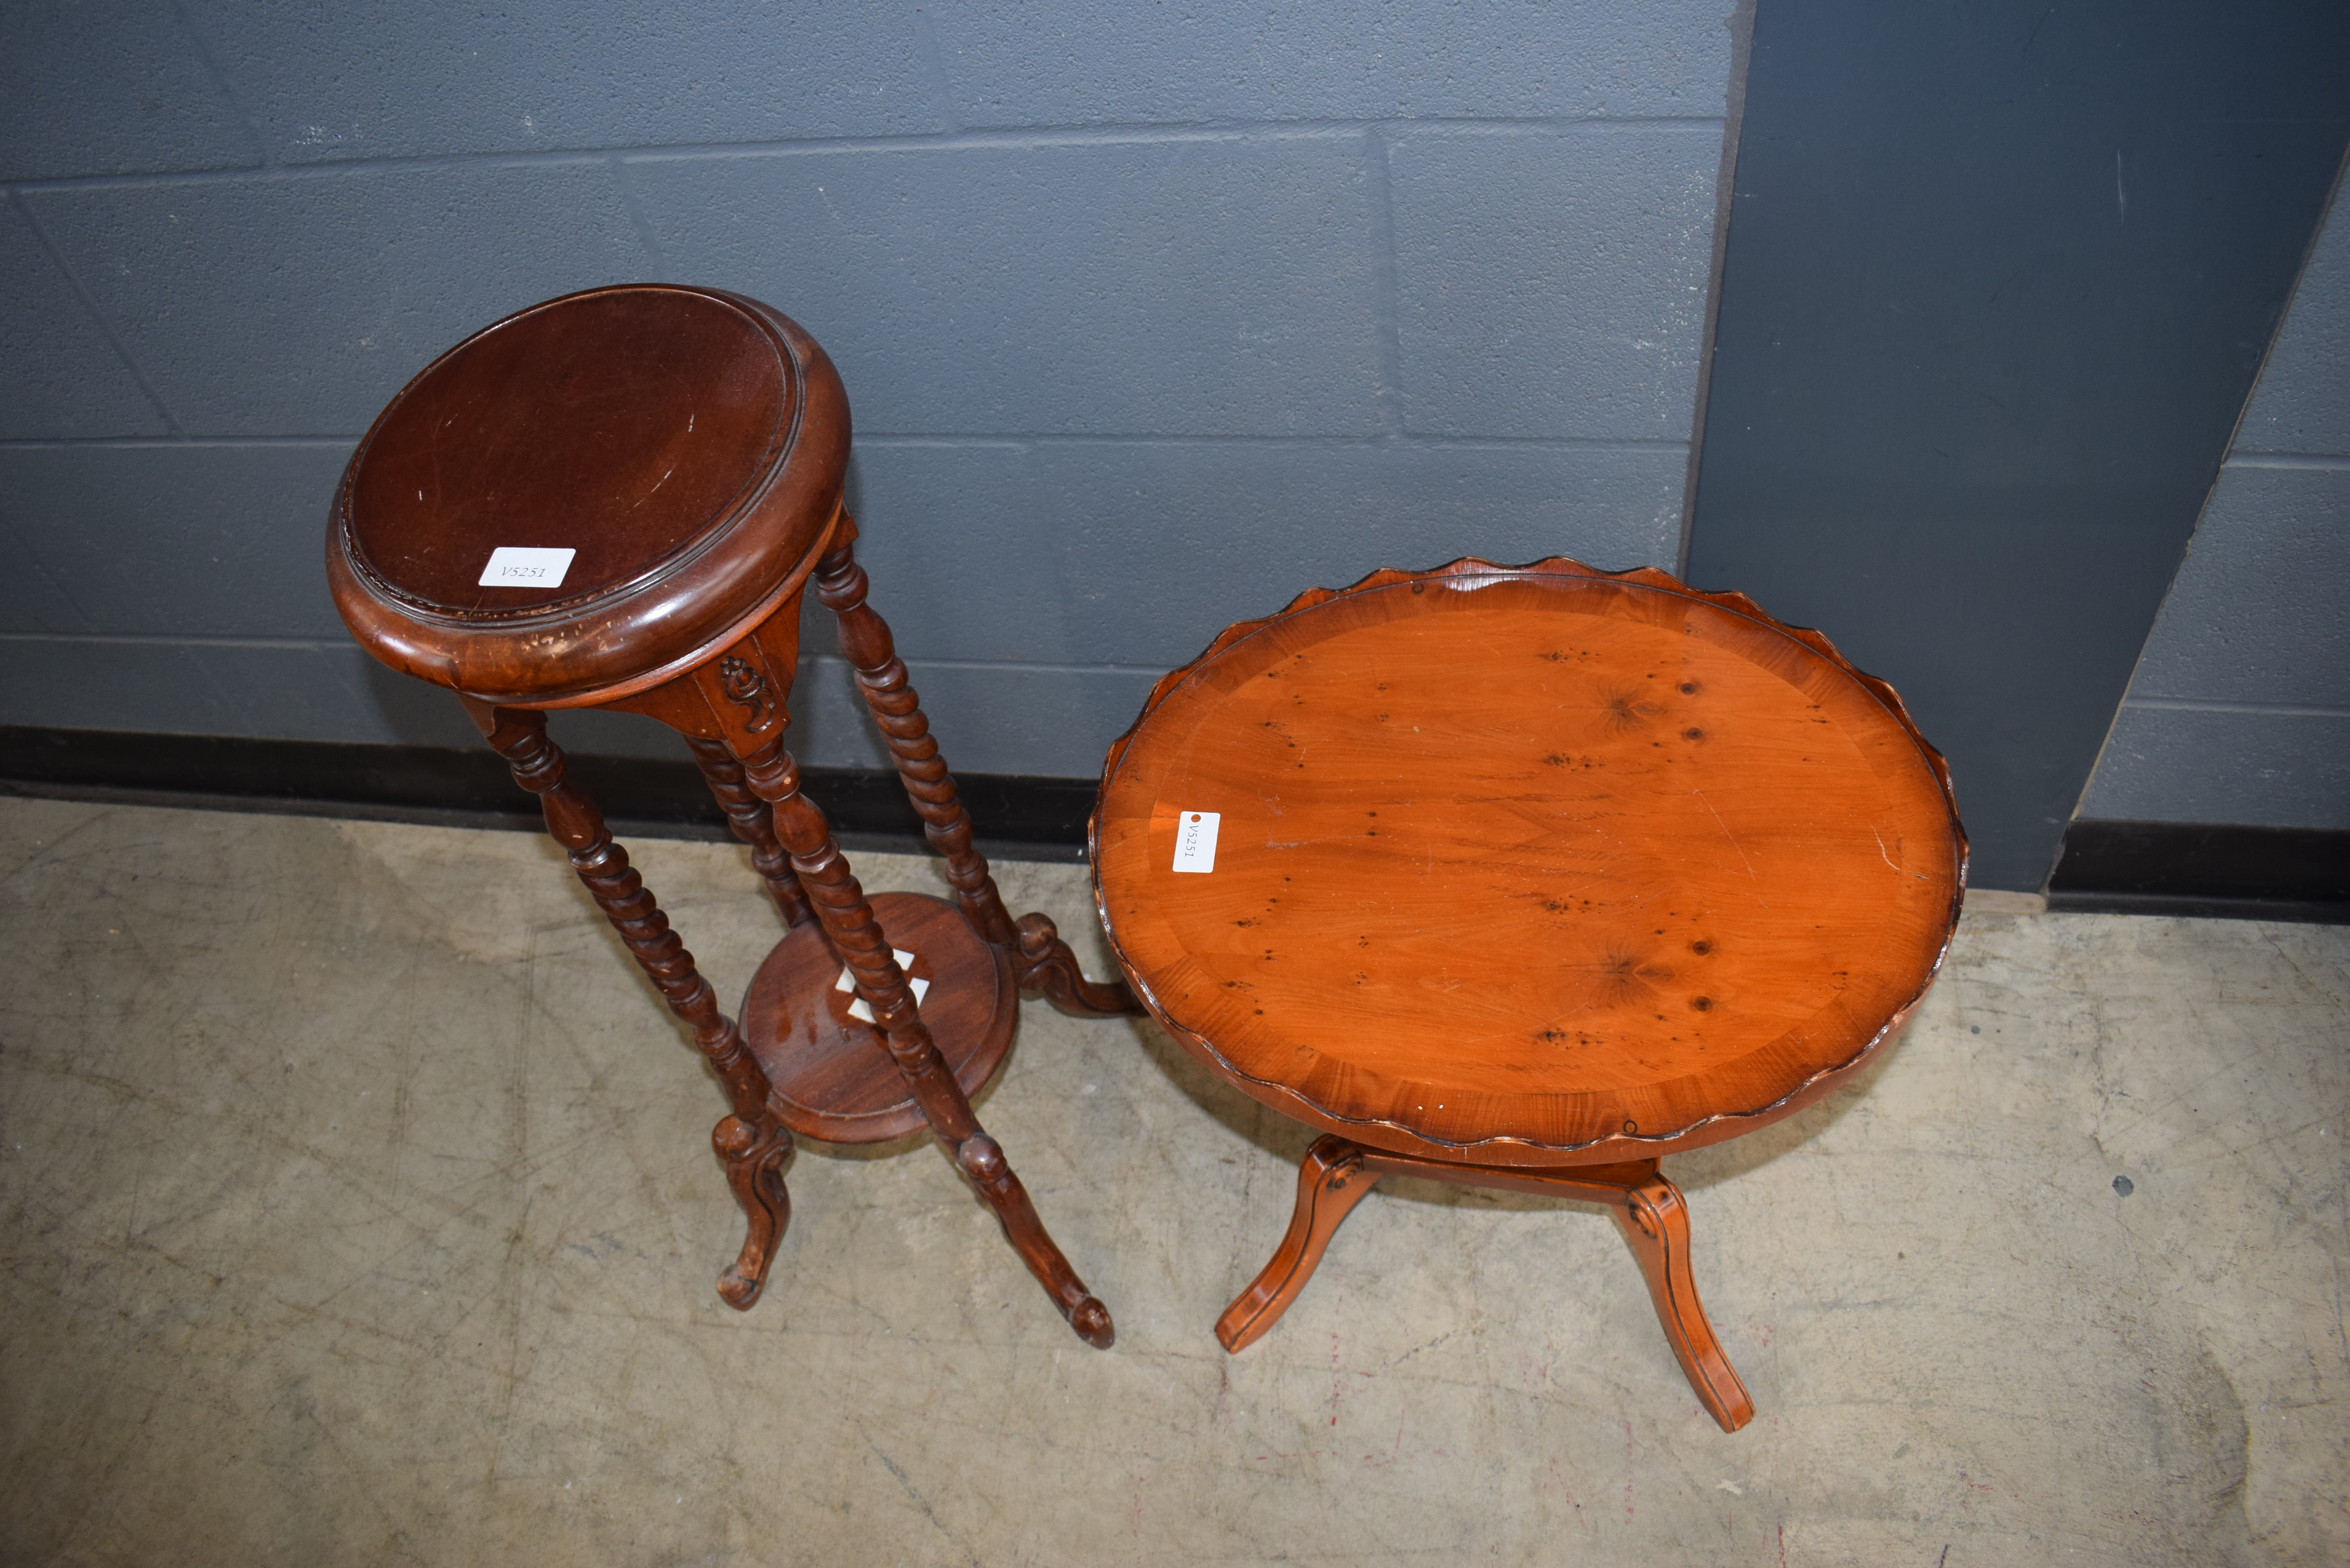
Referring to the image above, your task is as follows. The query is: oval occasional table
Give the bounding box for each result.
[1090,557,1966,1429]
[329,283,1138,1347]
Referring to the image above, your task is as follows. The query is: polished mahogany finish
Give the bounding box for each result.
[346,290,796,619]
[1091,557,1966,1427]
[329,284,1138,1345]
[330,286,847,706]
[742,890,1016,1144]
[469,700,790,1310]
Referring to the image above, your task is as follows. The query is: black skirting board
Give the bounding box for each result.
[0,725,1097,864]
[2047,820,2348,924]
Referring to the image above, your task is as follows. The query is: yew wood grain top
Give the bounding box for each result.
[329,285,849,707]
[1091,559,1966,1167]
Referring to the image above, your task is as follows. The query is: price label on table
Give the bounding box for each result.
[1172,811,1220,873]
[478,546,576,587]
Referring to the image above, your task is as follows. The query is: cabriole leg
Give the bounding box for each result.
[1216,1136,1384,1352]
[739,739,1115,1348]
[1215,1134,1754,1431]
[813,524,1141,1019]
[475,706,793,1310]
[1013,912,1147,1019]
[1609,1172,1756,1433]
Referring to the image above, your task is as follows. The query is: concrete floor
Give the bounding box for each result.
[1,797,2345,1566]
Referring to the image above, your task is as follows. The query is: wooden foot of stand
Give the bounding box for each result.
[1013,913,1142,1018]
[1216,1134,1755,1433]
[712,1112,793,1306]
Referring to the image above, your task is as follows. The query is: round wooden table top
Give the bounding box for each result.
[328,284,849,707]
[1091,558,1966,1168]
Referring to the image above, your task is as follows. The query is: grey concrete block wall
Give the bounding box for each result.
[30,165,654,436]
[0,0,1734,779]
[0,5,256,179]
[0,204,168,439]
[1388,126,1717,439]
[2081,182,2350,829]
[626,137,1390,437]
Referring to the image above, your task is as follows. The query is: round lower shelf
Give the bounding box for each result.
[740,891,1016,1144]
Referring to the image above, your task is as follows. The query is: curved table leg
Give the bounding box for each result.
[1217,1135,1754,1431]
[1015,912,1142,1018]
[711,1113,794,1304]
[1610,1173,1756,1433]
[1216,1136,1384,1352]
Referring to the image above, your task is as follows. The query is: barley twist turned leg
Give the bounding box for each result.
[476,708,793,1310]
[813,526,1141,1019]
[738,737,1115,1348]
[686,734,817,930]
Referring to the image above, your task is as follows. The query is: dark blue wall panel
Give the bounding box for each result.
[1686,0,2350,888]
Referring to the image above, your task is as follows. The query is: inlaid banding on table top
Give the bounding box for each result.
[1091,556,1967,1165]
